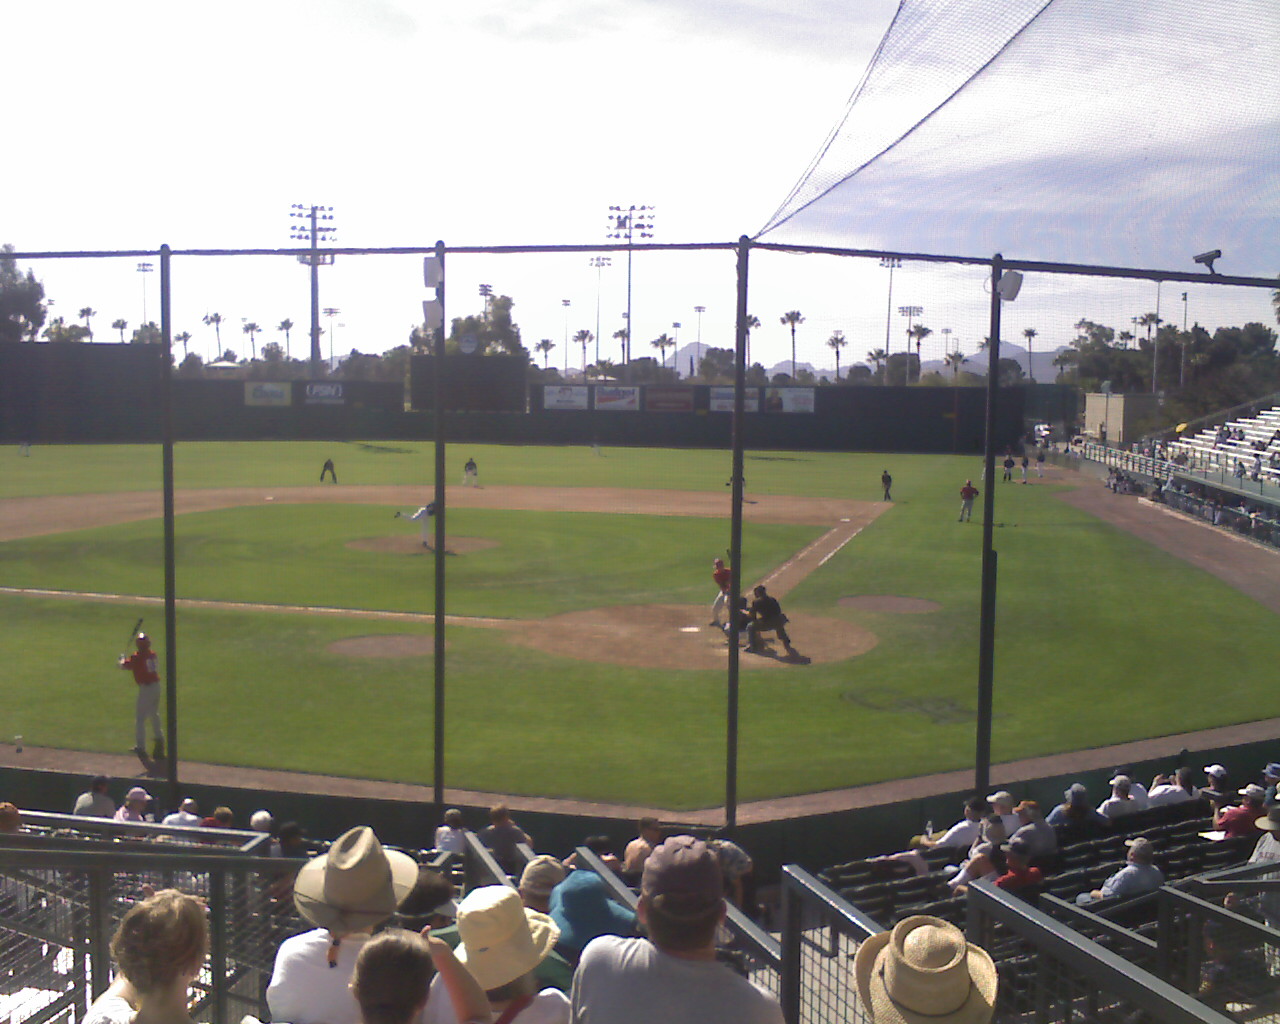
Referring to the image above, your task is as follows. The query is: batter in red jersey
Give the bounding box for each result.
[709,557,733,627]
[119,633,164,760]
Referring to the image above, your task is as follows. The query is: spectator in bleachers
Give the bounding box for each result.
[394,867,458,932]
[519,855,566,914]
[1046,783,1109,828]
[73,775,115,818]
[444,885,569,1022]
[853,915,996,1024]
[1078,837,1164,904]
[1204,763,1233,795]
[162,798,201,827]
[564,835,623,875]
[114,787,153,823]
[1215,785,1266,839]
[278,821,309,857]
[0,801,21,833]
[549,868,637,965]
[1010,801,1057,861]
[1114,766,1149,806]
[1097,775,1144,820]
[250,809,275,834]
[480,804,532,876]
[621,817,664,881]
[434,808,470,854]
[351,928,488,1024]
[1261,763,1280,807]
[1147,767,1199,807]
[913,797,986,852]
[707,837,755,914]
[947,816,1008,891]
[570,835,784,1023]
[267,826,419,1024]
[83,889,207,1024]
[200,806,233,828]
[994,838,1043,895]
[986,790,1019,835]
[1247,806,1280,975]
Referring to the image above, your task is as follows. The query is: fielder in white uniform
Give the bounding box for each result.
[395,503,437,546]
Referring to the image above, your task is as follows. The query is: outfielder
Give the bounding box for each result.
[709,557,732,627]
[463,457,479,486]
[119,633,164,760]
[395,502,437,546]
[959,479,979,522]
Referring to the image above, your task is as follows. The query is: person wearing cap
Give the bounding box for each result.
[570,835,784,1023]
[422,885,569,1024]
[1215,785,1266,839]
[118,632,165,761]
[267,826,419,1024]
[1203,764,1233,801]
[1248,806,1280,972]
[73,775,115,819]
[519,855,566,914]
[914,797,987,852]
[1046,783,1109,830]
[709,557,732,628]
[985,791,1019,836]
[114,787,153,823]
[1147,766,1199,807]
[1096,775,1144,820]
[1081,837,1165,903]
[993,838,1043,895]
[435,808,471,854]
[946,817,1008,892]
[854,915,996,1024]
[958,479,979,522]
[162,798,202,828]
[1262,763,1280,807]
[250,809,275,834]
[1009,801,1057,861]
[549,869,636,965]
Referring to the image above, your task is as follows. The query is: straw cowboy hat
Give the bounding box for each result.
[854,915,997,1024]
[293,826,418,933]
[454,885,559,991]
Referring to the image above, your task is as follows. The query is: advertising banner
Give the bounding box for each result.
[244,382,292,407]
[644,387,694,413]
[709,386,759,413]
[543,386,589,410]
[304,382,345,405]
[764,387,815,413]
[594,385,640,411]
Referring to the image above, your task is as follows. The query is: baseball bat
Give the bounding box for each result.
[125,616,144,650]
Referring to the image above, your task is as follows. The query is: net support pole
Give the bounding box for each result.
[432,240,447,811]
[975,253,1003,796]
[725,235,750,832]
[159,244,180,801]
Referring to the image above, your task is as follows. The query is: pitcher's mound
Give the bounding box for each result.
[839,595,941,614]
[347,536,498,555]
[328,634,437,657]
[509,604,877,670]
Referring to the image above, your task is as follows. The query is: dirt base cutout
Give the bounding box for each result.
[346,536,498,555]
[838,595,941,614]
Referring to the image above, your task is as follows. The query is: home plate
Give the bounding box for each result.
[840,517,851,522]
[266,496,275,501]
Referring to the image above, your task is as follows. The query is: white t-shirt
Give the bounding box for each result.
[570,935,783,1024]
[422,975,568,1024]
[162,810,202,827]
[935,819,980,849]
[267,928,370,1024]
[82,993,134,1024]
[1146,784,1194,807]
[1097,796,1144,819]
[435,825,469,854]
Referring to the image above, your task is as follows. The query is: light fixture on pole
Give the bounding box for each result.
[941,326,952,355]
[479,283,493,321]
[1180,290,1189,387]
[671,321,681,374]
[561,299,571,375]
[323,307,340,369]
[589,256,610,366]
[137,262,154,325]
[898,305,922,385]
[606,204,655,374]
[693,305,705,379]
[880,258,901,384]
[289,203,337,374]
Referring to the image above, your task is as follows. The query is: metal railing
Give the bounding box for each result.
[1083,440,1280,502]
[966,879,1232,1023]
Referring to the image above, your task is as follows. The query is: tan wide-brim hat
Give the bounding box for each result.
[854,916,997,1024]
[293,826,418,933]
[455,885,560,991]
[1257,807,1280,832]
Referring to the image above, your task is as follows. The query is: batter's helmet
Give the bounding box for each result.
[135,633,151,647]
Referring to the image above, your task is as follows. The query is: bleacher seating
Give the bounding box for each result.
[1168,404,1280,482]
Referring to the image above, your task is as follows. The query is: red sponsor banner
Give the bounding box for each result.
[644,387,694,412]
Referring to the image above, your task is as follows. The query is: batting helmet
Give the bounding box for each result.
[135,633,151,647]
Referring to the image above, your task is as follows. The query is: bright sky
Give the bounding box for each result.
[6,0,1275,375]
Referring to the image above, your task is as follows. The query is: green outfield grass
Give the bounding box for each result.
[3,442,1278,808]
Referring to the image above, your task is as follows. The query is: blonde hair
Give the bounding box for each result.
[351,929,435,1024]
[110,890,207,994]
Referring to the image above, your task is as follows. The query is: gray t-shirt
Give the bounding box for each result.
[1100,862,1164,899]
[571,935,783,1024]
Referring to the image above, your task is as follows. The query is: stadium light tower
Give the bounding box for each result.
[137,262,154,326]
[589,256,611,366]
[323,307,341,369]
[898,305,922,385]
[606,204,655,373]
[290,203,337,374]
[561,298,571,374]
[880,257,901,384]
[479,283,493,321]
[693,305,706,379]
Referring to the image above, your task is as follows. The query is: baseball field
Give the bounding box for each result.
[2,440,1278,810]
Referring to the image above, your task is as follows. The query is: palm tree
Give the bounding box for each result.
[203,312,223,348]
[944,351,968,382]
[651,333,673,368]
[866,348,887,383]
[743,314,760,368]
[79,307,96,342]
[613,327,628,365]
[1138,312,1161,343]
[826,330,847,381]
[1022,327,1038,382]
[242,322,261,359]
[534,338,555,368]
[112,318,128,342]
[573,329,593,374]
[175,331,192,358]
[1117,330,1134,348]
[278,319,294,358]
[908,324,932,383]
[780,310,804,378]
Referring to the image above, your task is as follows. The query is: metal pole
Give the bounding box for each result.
[309,207,322,372]
[883,261,896,384]
[975,253,1003,795]
[159,245,180,800]
[432,240,447,810]
[726,235,750,832]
